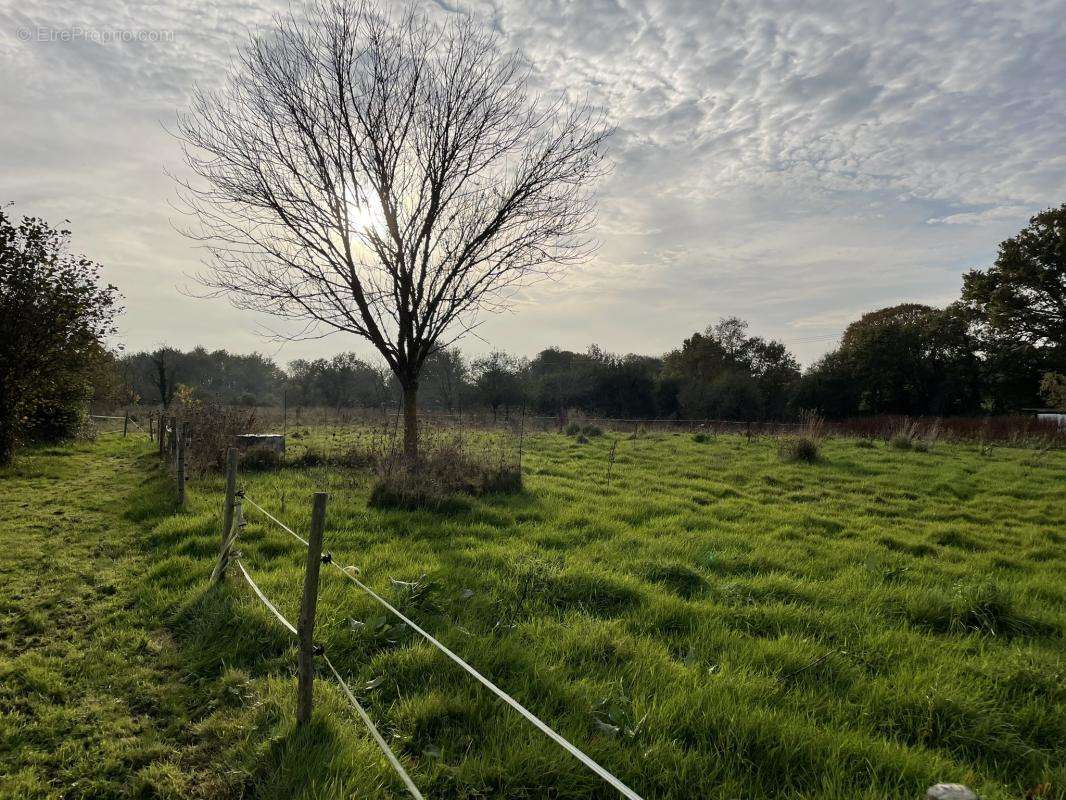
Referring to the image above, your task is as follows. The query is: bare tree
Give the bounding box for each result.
[174,0,609,461]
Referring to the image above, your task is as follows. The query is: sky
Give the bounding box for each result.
[2,0,1064,368]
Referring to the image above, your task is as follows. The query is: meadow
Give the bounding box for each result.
[1,428,1064,799]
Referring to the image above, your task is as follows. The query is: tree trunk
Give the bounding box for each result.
[402,382,418,464]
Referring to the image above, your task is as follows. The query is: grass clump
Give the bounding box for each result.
[900,581,1039,638]
[779,411,825,463]
[779,436,821,463]
[692,432,711,443]
[369,444,522,511]
[565,422,603,437]
[238,444,282,471]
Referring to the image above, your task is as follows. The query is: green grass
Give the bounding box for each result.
[2,432,1064,799]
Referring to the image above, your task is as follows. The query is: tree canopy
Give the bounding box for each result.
[0,208,120,463]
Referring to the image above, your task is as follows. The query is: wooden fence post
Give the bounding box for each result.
[148,413,154,442]
[158,415,166,456]
[122,411,129,438]
[297,492,328,726]
[176,423,186,508]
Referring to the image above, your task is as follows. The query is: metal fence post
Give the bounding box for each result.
[297,492,328,726]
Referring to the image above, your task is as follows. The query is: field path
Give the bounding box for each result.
[0,438,220,799]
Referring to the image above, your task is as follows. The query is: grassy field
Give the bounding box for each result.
[1,431,1064,799]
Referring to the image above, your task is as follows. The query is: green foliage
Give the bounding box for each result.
[663,317,801,420]
[1040,372,1066,411]
[796,304,983,418]
[962,204,1066,349]
[0,208,120,462]
[239,444,282,471]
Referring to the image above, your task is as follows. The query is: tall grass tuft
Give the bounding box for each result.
[779,411,825,463]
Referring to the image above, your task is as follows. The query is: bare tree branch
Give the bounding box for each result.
[173,0,610,457]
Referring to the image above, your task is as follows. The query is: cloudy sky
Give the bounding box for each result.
[2,0,1064,367]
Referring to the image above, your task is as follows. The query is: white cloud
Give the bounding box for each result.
[1,0,1064,367]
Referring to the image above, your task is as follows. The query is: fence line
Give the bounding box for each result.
[234,559,297,636]
[232,553,422,797]
[322,653,425,800]
[159,423,647,798]
[243,491,645,800]
[244,495,309,546]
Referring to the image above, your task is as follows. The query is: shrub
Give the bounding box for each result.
[779,411,825,463]
[240,445,281,471]
[180,398,263,474]
[582,424,604,437]
[779,436,821,463]
[692,432,710,443]
[890,435,913,451]
[21,390,87,444]
[368,439,522,510]
[564,422,582,436]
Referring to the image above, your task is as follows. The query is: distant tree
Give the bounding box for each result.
[1040,372,1066,410]
[791,351,860,419]
[526,348,598,416]
[663,318,799,420]
[962,205,1065,349]
[147,347,181,409]
[795,304,983,417]
[176,0,608,461]
[87,347,135,411]
[421,349,470,412]
[588,352,660,418]
[832,304,982,415]
[0,209,120,463]
[471,351,526,421]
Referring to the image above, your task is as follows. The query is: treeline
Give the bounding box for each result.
[105,205,1066,420]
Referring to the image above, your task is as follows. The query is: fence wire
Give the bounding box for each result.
[234,494,645,800]
[232,556,422,797]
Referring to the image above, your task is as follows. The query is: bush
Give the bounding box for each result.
[564,422,582,436]
[368,441,523,510]
[179,398,263,474]
[582,424,604,437]
[692,432,710,443]
[890,435,913,451]
[779,436,821,463]
[779,411,824,463]
[21,391,87,444]
[240,445,281,471]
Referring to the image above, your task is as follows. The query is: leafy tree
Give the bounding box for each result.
[795,304,984,417]
[1040,373,1066,410]
[791,351,861,419]
[0,209,120,463]
[147,347,181,409]
[471,351,526,421]
[663,318,799,420]
[421,349,470,412]
[962,205,1066,348]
